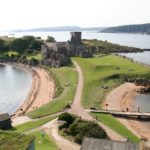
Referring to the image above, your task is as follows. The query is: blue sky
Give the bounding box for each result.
[0,0,150,31]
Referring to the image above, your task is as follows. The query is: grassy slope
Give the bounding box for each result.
[29,131,58,150]
[5,51,19,57]
[73,55,150,108]
[73,55,150,142]
[27,66,78,118]
[0,130,34,150]
[92,113,139,142]
[26,53,42,60]
[13,116,57,133]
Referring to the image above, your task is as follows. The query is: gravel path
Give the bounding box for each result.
[70,61,125,141]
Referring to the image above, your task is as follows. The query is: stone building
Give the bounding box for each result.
[41,32,92,67]
[81,138,142,150]
[0,113,12,130]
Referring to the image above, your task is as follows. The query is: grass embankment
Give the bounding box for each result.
[11,116,58,150]
[29,131,58,150]
[73,55,150,108]
[26,53,42,60]
[92,113,139,142]
[0,130,34,150]
[73,55,150,142]
[27,66,78,118]
[13,116,57,133]
[5,51,19,57]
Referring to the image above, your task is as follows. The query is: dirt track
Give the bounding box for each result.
[70,61,125,141]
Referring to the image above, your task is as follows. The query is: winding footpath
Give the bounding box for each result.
[70,61,125,141]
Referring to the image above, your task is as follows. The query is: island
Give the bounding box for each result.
[100,23,150,35]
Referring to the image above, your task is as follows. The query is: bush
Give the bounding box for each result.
[58,113,107,144]
[69,118,107,144]
[58,113,77,126]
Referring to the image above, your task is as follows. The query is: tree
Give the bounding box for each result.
[29,40,42,50]
[23,36,35,45]
[58,113,77,126]
[0,38,5,51]
[23,36,42,50]
[11,38,28,52]
[69,118,107,144]
[46,36,56,42]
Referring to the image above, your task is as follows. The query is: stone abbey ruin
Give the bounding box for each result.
[42,32,92,67]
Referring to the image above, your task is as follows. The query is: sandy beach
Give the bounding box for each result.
[12,65,54,118]
[103,82,150,140]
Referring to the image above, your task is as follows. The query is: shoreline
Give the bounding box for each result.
[103,82,150,140]
[0,62,55,118]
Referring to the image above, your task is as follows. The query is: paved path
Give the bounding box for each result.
[12,116,32,126]
[25,118,80,150]
[43,119,80,150]
[70,61,125,141]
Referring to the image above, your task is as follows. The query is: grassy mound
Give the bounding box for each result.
[0,130,34,150]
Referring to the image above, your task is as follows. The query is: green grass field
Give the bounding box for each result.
[26,53,42,60]
[0,130,34,150]
[29,131,58,150]
[92,113,140,142]
[27,66,78,118]
[13,116,57,133]
[5,51,19,57]
[73,55,150,108]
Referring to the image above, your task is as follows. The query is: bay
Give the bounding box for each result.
[0,64,32,114]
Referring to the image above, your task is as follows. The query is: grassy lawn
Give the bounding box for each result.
[13,116,57,133]
[73,55,150,108]
[92,113,140,142]
[5,50,19,57]
[27,66,78,118]
[29,131,58,150]
[0,130,34,150]
[26,53,42,60]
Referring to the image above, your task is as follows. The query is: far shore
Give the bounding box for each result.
[103,82,150,140]
[0,62,55,119]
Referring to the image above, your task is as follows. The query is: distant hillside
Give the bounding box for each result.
[13,26,105,32]
[101,23,150,34]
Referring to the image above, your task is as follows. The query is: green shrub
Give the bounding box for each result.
[69,118,107,144]
[58,113,77,126]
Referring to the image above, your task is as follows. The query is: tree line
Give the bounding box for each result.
[0,35,56,52]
